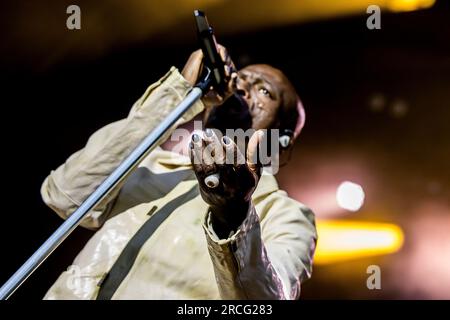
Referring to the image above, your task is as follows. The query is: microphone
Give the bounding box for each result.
[194,10,247,190]
[194,10,226,94]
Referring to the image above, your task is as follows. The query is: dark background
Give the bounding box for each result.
[1,0,449,299]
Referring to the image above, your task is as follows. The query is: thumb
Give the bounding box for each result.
[246,130,265,174]
[181,50,204,86]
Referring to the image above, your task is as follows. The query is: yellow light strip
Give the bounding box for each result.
[314,220,404,265]
[387,0,436,12]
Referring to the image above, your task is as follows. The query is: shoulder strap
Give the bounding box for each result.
[96,185,199,300]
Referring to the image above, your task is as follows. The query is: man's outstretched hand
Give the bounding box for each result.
[189,129,264,239]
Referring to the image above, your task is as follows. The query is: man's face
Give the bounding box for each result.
[204,64,291,132]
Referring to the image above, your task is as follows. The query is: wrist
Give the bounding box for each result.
[209,200,250,239]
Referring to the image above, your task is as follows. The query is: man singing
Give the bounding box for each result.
[41,45,317,299]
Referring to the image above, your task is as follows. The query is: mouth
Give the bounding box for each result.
[204,93,253,133]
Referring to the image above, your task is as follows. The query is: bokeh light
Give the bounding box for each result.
[336,181,365,212]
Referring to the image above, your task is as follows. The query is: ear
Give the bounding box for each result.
[293,98,305,140]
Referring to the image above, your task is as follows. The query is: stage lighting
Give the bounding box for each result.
[336,181,365,212]
[388,0,436,12]
[314,220,404,265]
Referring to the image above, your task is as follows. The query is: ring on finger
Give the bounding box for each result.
[204,173,220,188]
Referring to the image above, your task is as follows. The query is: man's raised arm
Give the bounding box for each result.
[41,67,204,229]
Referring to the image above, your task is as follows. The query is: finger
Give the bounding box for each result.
[203,128,225,165]
[189,147,202,176]
[228,72,238,92]
[247,130,265,174]
[224,65,231,78]
[182,50,204,85]
[189,133,217,180]
[195,131,217,175]
[217,45,232,78]
[221,136,246,166]
[229,59,237,74]
[186,49,203,65]
[217,44,227,63]
[189,132,205,172]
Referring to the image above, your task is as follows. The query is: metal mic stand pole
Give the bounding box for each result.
[0,71,212,300]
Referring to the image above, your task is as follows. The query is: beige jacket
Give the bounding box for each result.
[41,67,317,300]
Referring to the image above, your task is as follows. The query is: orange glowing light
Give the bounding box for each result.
[314,220,404,265]
[387,0,436,12]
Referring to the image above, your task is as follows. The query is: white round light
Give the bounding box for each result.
[336,181,365,212]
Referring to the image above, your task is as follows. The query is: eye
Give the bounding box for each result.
[259,87,271,97]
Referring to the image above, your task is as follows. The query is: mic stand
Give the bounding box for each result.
[0,69,213,300]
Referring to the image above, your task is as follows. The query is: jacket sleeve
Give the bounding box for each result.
[41,67,204,229]
[203,190,317,300]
